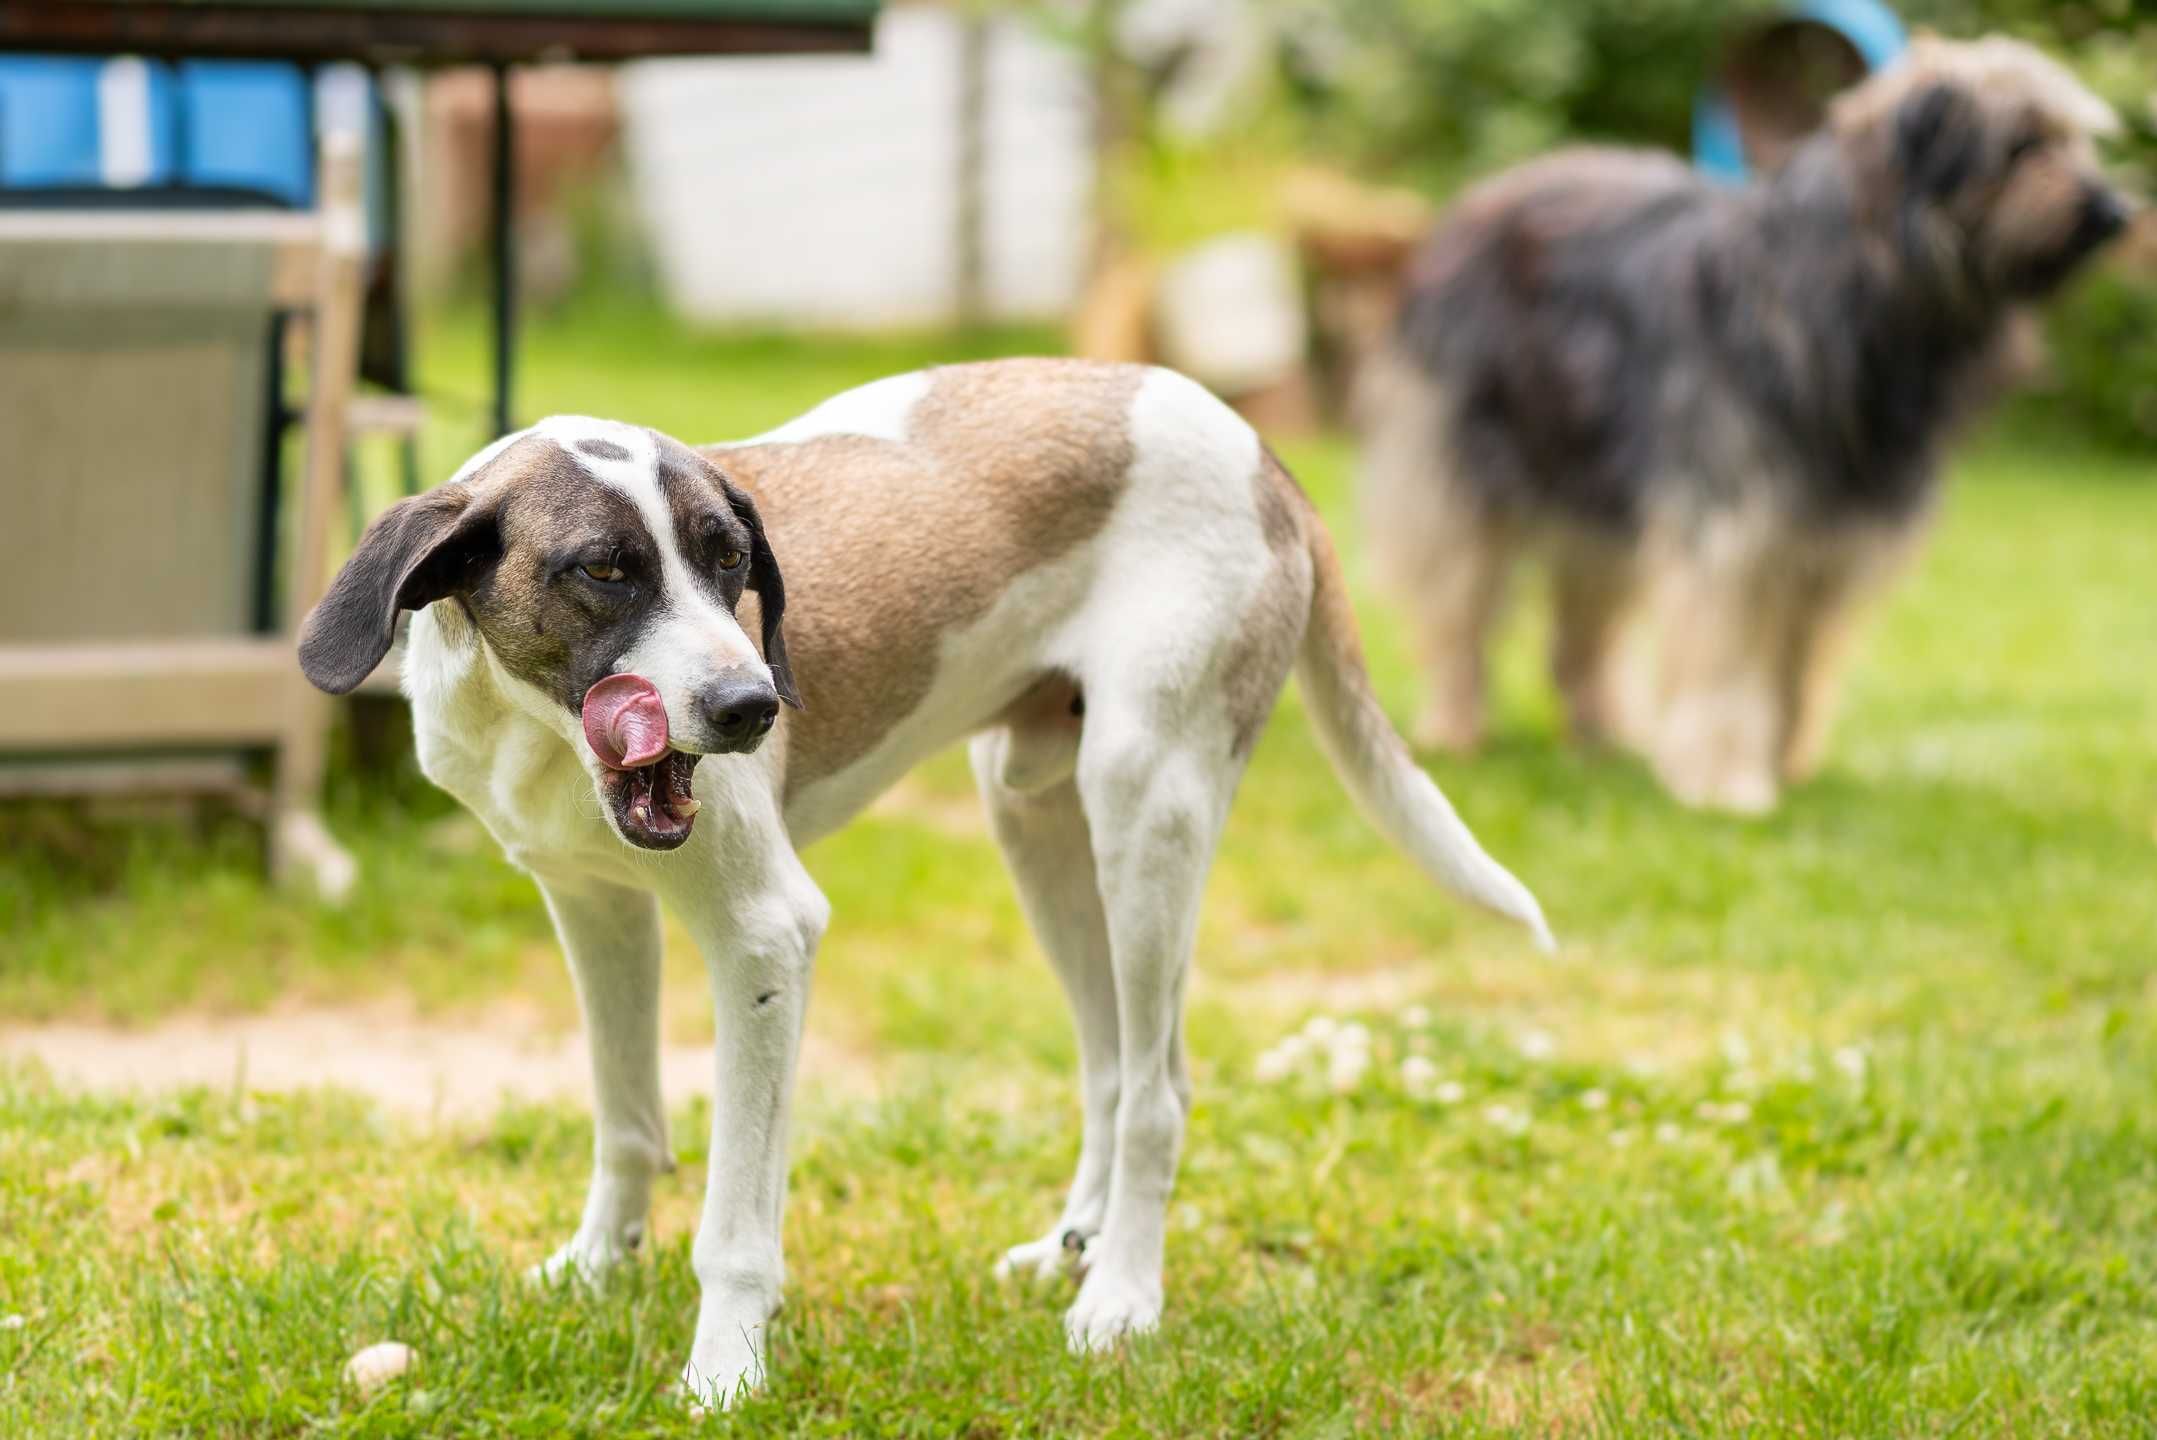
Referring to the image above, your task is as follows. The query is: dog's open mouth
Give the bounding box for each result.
[601,749,704,850]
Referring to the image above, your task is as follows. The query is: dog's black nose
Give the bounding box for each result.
[2081,186,2130,246]
[699,676,780,749]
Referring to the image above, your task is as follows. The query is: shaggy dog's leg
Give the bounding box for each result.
[1651,551,1787,815]
[1777,582,1866,784]
[1360,362,1515,752]
[531,877,670,1285]
[1063,711,1241,1354]
[675,843,831,1411]
[972,735,1120,1284]
[1777,534,1909,783]
[1550,533,1640,749]
[1405,510,1516,753]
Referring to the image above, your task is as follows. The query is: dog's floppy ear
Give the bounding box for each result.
[719,475,801,710]
[298,485,501,695]
[1897,81,1983,199]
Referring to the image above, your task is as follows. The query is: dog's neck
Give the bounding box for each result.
[1737,140,2011,501]
[402,604,629,875]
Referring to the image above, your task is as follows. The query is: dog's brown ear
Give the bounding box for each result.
[719,477,801,710]
[298,485,500,695]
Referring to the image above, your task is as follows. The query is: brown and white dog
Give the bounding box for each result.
[299,358,1552,1407]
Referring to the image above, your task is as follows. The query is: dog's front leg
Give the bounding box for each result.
[674,855,830,1411]
[531,875,669,1285]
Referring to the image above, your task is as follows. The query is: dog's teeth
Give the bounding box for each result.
[673,799,701,819]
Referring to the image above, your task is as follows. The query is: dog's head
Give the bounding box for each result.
[299,418,799,852]
[1833,35,2132,300]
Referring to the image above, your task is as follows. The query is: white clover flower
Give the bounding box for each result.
[1328,1046,1370,1094]
[1720,1030,1754,1067]
[1402,1005,1433,1029]
[1483,1103,1530,1136]
[1608,1128,1636,1149]
[1400,1055,1439,1095]
[0,1314,23,1331]
[1434,1080,1466,1105]
[1833,1045,1868,1083]
[1654,1121,1683,1144]
[1335,1021,1372,1053]
[1724,1067,1760,1095]
[1302,1015,1339,1044]
[1516,1029,1557,1062]
[1254,1046,1296,1084]
[1580,1088,1610,1112]
[1625,1054,1664,1078]
[1694,1101,1752,1125]
[1727,1153,1783,1200]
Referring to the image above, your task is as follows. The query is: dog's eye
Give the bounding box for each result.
[2008,132,2046,163]
[581,561,626,584]
[717,549,745,571]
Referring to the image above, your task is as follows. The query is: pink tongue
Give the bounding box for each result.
[582,674,669,770]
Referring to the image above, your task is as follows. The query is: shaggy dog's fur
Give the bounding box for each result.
[1360,37,2131,811]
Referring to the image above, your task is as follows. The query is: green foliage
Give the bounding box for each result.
[1286,0,1749,189]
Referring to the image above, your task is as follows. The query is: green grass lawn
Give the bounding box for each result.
[4,304,2157,1435]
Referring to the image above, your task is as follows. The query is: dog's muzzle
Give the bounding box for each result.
[697,673,780,755]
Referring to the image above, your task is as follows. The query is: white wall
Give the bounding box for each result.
[620,6,1094,327]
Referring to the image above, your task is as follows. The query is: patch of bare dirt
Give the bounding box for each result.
[0,1000,880,1122]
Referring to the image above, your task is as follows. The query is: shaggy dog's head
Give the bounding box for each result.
[1831,36,2132,302]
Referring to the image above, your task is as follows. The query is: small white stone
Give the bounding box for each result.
[344,1341,417,1396]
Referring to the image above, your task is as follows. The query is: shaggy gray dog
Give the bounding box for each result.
[1361,37,2130,812]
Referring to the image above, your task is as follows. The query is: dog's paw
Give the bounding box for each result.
[527,1223,642,1290]
[995,1227,1089,1286]
[1063,1268,1162,1355]
[678,1333,765,1414]
[1674,770,1779,816]
[1411,705,1483,755]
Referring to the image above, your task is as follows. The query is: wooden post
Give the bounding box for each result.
[273,129,364,899]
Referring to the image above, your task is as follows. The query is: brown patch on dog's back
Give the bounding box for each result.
[708,359,1147,796]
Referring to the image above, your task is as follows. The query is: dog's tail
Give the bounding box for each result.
[1294,510,1556,952]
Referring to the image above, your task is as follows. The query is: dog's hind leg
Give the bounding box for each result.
[1062,701,1244,1354]
[1386,501,1516,754]
[971,729,1119,1285]
[1550,532,1640,749]
[1361,376,1516,753]
[530,876,670,1286]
